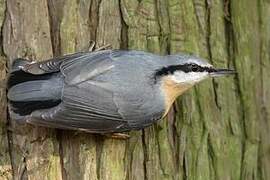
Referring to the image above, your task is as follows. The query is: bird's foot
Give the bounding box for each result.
[88,40,112,52]
[105,133,130,140]
[88,40,96,52]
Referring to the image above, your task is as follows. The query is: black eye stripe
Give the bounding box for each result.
[154,63,216,80]
[185,63,215,72]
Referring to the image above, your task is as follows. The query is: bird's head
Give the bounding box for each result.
[155,55,236,86]
[155,55,236,117]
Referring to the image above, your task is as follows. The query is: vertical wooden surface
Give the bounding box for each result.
[0,0,269,180]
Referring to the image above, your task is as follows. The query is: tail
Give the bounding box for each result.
[7,58,63,117]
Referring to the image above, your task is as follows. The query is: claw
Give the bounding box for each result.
[94,44,112,51]
[105,133,130,140]
[88,40,112,52]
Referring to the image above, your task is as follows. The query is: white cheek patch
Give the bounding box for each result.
[170,71,208,84]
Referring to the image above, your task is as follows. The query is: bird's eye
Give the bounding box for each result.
[190,64,199,72]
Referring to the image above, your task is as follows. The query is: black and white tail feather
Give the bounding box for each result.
[7,58,63,120]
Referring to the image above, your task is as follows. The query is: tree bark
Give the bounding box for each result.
[0,0,269,180]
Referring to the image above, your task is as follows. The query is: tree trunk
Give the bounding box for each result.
[0,0,269,180]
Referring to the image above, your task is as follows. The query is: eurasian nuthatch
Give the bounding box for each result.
[7,50,235,134]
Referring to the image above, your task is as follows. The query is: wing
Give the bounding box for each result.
[21,50,130,133]
[28,82,129,133]
[60,50,114,85]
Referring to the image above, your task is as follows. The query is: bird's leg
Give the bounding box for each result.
[104,133,130,140]
[88,40,96,52]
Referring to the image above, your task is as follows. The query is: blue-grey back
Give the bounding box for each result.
[59,50,167,130]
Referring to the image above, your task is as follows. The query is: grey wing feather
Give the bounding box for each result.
[21,52,90,74]
[60,50,114,85]
[29,83,128,133]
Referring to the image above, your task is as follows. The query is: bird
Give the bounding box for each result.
[7,49,235,137]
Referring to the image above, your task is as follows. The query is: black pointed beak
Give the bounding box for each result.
[209,68,237,77]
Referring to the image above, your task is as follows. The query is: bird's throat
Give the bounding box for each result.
[161,77,192,117]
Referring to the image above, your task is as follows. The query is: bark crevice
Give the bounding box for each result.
[119,0,128,50]
[142,130,148,180]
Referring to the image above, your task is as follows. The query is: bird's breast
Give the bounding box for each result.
[161,77,192,117]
